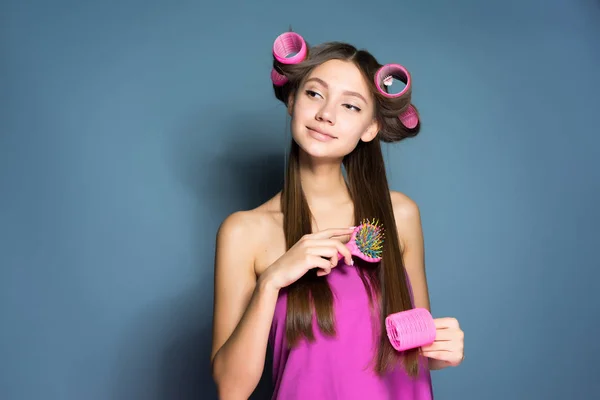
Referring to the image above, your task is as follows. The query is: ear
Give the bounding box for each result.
[287,92,295,116]
[360,119,380,142]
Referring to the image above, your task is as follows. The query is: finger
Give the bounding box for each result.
[422,338,463,353]
[432,329,457,341]
[307,239,350,248]
[306,246,339,259]
[333,240,353,265]
[421,342,448,352]
[422,351,454,362]
[316,267,332,276]
[306,247,340,267]
[310,227,356,240]
[310,239,353,265]
[433,317,460,330]
[422,349,463,366]
[307,242,352,265]
[329,252,339,267]
[309,256,335,271]
[334,233,352,244]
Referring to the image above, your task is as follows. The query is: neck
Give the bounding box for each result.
[298,150,351,209]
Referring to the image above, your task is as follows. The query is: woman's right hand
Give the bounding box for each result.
[261,228,355,291]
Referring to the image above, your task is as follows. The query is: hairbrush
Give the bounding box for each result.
[385,307,437,352]
[339,218,385,263]
[374,63,419,130]
[271,31,308,86]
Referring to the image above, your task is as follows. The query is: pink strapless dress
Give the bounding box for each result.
[268,261,434,399]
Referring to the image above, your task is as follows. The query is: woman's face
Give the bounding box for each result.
[289,59,380,160]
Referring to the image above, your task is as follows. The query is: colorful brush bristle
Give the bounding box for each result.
[338,218,385,263]
[355,218,385,260]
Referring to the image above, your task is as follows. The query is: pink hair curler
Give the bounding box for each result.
[270,31,308,86]
[273,32,307,64]
[385,307,436,352]
[271,68,288,86]
[375,63,411,98]
[374,63,419,129]
[397,104,419,130]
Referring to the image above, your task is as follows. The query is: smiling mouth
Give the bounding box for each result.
[307,127,337,139]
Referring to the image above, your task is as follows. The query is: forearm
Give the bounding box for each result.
[212,276,280,399]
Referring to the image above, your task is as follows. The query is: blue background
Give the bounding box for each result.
[1,0,599,399]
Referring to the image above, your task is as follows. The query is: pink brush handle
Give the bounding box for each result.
[337,226,381,263]
[385,308,436,352]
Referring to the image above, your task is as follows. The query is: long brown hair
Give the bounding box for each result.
[273,40,422,377]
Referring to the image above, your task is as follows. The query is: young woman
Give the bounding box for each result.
[210,33,465,399]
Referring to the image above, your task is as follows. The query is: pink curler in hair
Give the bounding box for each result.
[385,307,436,352]
[398,105,419,129]
[271,68,288,87]
[375,63,411,98]
[374,63,419,129]
[270,32,308,86]
[273,32,307,64]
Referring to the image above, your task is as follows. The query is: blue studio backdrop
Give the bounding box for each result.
[1,0,599,399]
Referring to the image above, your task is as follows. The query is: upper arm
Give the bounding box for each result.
[391,191,431,311]
[210,211,259,363]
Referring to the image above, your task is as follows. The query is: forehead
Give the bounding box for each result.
[305,59,371,98]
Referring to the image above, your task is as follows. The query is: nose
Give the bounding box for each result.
[315,103,335,125]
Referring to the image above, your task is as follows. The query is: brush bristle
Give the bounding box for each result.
[355,218,385,259]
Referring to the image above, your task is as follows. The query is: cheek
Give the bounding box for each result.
[339,117,369,140]
[331,122,365,152]
[293,98,317,120]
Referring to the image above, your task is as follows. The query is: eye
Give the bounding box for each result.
[305,90,322,99]
[344,104,361,112]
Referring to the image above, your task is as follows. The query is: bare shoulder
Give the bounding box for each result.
[389,190,423,252]
[215,193,283,274]
[216,210,257,258]
[218,209,262,242]
[389,191,421,226]
[218,193,280,236]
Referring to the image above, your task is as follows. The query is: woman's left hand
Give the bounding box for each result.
[421,317,465,367]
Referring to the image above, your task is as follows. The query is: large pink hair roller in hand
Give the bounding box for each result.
[271,31,308,86]
[385,307,436,352]
[374,63,419,130]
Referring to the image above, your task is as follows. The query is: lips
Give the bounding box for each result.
[307,127,337,139]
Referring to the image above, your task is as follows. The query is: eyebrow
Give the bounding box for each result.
[305,77,368,103]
